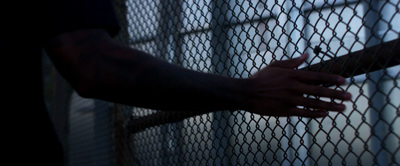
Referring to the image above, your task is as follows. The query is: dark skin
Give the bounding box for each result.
[45,28,351,118]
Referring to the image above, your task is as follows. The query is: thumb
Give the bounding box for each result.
[269,53,308,69]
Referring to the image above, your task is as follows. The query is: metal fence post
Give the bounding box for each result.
[210,0,234,165]
[363,0,391,165]
[284,0,310,165]
[158,0,184,165]
[93,100,113,166]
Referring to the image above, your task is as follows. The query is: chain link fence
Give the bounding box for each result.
[45,0,400,165]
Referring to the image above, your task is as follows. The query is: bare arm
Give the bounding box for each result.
[44,28,351,117]
[44,28,248,112]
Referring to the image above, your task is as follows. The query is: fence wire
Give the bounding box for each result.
[46,0,400,165]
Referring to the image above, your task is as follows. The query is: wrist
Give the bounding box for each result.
[225,77,253,111]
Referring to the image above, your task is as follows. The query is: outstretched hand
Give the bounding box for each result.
[246,53,352,118]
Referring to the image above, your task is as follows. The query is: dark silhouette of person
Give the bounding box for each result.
[1,0,351,165]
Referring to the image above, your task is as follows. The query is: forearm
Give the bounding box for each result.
[93,48,249,111]
[45,28,352,118]
[45,29,250,112]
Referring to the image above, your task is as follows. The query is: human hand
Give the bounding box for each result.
[245,53,352,118]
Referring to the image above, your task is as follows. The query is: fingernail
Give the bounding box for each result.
[344,92,352,100]
[301,53,309,59]
[335,104,346,111]
[338,76,346,84]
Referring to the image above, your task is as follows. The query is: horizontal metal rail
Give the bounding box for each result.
[128,15,276,45]
[304,38,400,77]
[127,38,400,134]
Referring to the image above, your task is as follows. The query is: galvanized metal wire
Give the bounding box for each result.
[49,0,400,165]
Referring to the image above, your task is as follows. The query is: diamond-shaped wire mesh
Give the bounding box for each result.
[48,0,400,165]
[110,0,399,165]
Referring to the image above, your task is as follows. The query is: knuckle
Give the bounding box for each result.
[311,99,324,108]
[323,88,345,99]
[319,87,335,97]
[309,86,323,94]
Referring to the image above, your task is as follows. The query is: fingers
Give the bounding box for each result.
[288,80,351,117]
[297,83,352,101]
[284,86,350,118]
[269,53,308,69]
[268,53,345,85]
[249,53,353,118]
[269,53,345,85]
[292,96,347,112]
[292,70,346,85]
